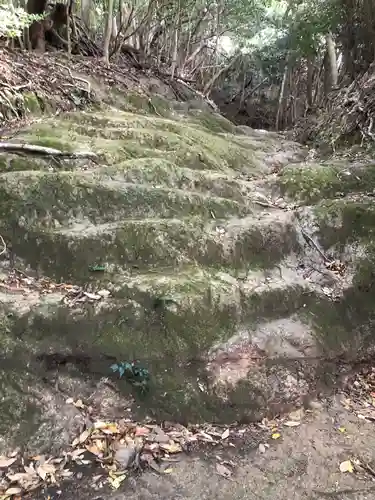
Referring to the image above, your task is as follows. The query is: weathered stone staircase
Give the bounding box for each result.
[0,100,374,454]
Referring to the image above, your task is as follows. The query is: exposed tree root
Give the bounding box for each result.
[0,142,97,159]
[294,62,375,147]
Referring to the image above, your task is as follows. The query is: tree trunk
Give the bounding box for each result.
[81,0,91,29]
[203,53,240,96]
[275,58,290,131]
[26,0,48,49]
[103,0,114,64]
[66,2,71,55]
[306,54,314,108]
[325,32,338,90]
[170,0,180,77]
[111,15,118,44]
[26,0,47,14]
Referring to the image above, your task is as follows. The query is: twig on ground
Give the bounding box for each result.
[354,457,375,478]
[0,234,6,256]
[253,200,276,209]
[0,90,19,117]
[147,98,161,116]
[0,142,97,159]
[54,62,91,94]
[0,80,31,91]
[300,228,329,262]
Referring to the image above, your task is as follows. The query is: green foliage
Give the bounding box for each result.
[286,0,341,56]
[111,361,150,392]
[217,0,344,88]
[0,4,43,38]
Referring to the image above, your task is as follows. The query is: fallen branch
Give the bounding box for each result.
[0,234,6,256]
[0,80,31,91]
[0,142,97,159]
[300,228,329,262]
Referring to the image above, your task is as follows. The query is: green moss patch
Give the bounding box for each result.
[314,198,375,247]
[279,163,375,203]
[0,170,248,229]
[2,212,298,280]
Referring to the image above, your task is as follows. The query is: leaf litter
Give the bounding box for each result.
[0,394,308,496]
[0,418,253,496]
[340,460,354,473]
[342,365,375,422]
[0,268,111,307]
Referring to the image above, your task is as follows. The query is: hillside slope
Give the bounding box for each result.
[1,52,375,498]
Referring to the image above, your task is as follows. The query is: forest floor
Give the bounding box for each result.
[0,47,185,136]
[38,394,375,500]
[1,49,375,500]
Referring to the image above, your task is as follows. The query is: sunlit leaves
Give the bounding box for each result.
[0,6,44,38]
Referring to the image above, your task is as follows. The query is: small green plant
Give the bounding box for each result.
[110,360,150,392]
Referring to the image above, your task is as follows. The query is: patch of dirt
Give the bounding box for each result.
[33,394,375,499]
[207,342,266,386]
[206,318,320,416]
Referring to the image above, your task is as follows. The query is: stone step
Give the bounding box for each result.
[0,170,249,228]
[0,264,312,362]
[5,211,300,280]
[19,111,273,174]
[0,262,319,424]
[98,160,271,203]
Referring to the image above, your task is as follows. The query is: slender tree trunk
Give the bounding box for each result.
[66,2,71,55]
[81,0,91,28]
[111,15,118,45]
[275,58,290,131]
[170,0,180,77]
[325,32,338,89]
[306,54,314,108]
[103,0,114,64]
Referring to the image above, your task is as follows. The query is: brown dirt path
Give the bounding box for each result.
[36,395,375,500]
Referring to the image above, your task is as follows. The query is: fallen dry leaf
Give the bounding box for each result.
[197,431,215,442]
[78,429,91,444]
[216,463,232,479]
[85,443,103,457]
[36,463,56,481]
[271,432,281,440]
[4,487,22,496]
[288,409,304,421]
[108,471,126,490]
[284,421,301,427]
[70,448,86,460]
[221,429,230,440]
[340,460,354,473]
[135,427,150,437]
[84,291,102,300]
[94,422,119,434]
[0,457,17,468]
[60,469,74,478]
[258,443,266,453]
[23,464,35,475]
[159,442,182,454]
[6,472,35,483]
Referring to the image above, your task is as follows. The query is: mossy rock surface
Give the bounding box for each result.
[1,93,375,454]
